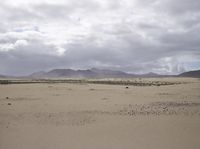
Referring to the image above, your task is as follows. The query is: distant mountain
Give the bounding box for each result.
[178,70,200,78]
[27,68,200,78]
[90,68,135,78]
[138,72,160,78]
[29,69,95,78]
[29,68,135,78]
[29,71,46,78]
[0,74,7,78]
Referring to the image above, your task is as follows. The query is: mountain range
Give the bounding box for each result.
[28,68,200,78]
[0,68,200,78]
[29,68,135,78]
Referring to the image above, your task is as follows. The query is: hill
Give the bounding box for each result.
[178,70,200,78]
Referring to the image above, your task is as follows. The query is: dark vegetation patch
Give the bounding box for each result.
[0,79,183,86]
[0,80,11,84]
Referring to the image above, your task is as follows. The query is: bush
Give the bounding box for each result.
[0,80,10,84]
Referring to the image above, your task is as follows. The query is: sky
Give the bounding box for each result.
[0,0,200,75]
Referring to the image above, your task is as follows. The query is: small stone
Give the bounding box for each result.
[8,103,11,105]
[6,97,9,99]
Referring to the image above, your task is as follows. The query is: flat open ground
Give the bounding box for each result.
[0,78,200,149]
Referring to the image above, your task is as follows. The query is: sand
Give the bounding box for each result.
[0,77,200,149]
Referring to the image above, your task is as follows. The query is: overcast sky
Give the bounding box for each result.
[0,0,200,75]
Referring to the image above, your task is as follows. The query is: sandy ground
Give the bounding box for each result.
[0,77,200,149]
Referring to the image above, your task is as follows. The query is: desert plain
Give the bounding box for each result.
[0,77,200,149]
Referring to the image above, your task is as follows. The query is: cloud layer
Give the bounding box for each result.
[0,0,200,75]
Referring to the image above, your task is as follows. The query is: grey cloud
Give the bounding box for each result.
[158,25,200,52]
[158,0,200,14]
[0,0,200,75]
[136,0,200,14]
